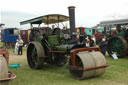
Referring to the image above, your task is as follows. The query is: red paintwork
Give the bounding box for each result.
[70,47,101,66]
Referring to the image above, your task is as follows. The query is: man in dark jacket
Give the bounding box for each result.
[99,36,108,56]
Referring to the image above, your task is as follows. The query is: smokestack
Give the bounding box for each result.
[68,6,76,35]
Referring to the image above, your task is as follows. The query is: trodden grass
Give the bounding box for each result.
[8,48,128,85]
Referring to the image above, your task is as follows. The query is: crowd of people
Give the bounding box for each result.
[84,34,108,56]
[84,34,98,47]
[14,36,24,55]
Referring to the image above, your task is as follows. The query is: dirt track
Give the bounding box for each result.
[9,48,27,64]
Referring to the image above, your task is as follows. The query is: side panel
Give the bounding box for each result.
[20,30,29,43]
[85,28,93,36]
[97,29,103,33]
[48,36,59,46]
[2,29,18,43]
[28,30,31,42]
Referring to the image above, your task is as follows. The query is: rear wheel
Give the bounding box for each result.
[27,42,45,69]
[107,36,128,58]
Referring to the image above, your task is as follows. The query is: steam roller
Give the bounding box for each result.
[20,6,108,80]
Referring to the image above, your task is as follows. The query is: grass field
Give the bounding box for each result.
[8,48,128,85]
[0,41,3,48]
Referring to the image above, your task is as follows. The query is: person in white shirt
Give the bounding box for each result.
[18,36,24,55]
[85,36,90,47]
[14,39,19,54]
[91,35,96,46]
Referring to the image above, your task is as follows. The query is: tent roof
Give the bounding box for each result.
[100,19,128,26]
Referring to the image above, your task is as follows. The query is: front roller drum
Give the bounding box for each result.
[68,48,107,80]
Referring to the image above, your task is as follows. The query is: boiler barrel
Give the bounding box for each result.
[0,56,9,85]
[69,51,107,80]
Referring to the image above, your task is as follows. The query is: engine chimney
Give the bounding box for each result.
[68,6,76,41]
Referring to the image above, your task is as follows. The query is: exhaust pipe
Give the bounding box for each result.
[68,6,76,36]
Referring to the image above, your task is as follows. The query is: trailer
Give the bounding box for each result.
[1,28,19,48]
[20,29,31,45]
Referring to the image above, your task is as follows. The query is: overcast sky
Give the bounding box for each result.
[1,0,128,29]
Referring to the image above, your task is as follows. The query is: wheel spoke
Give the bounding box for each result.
[108,37,127,58]
[32,47,38,64]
